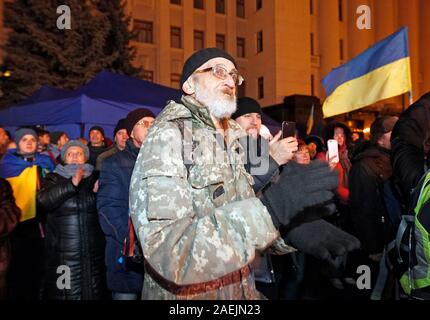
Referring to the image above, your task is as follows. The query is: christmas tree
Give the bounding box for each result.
[0,0,140,107]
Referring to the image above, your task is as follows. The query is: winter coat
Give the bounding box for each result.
[37,172,106,300]
[129,96,281,300]
[0,150,54,300]
[391,92,430,202]
[95,145,120,171]
[97,139,143,294]
[349,144,392,254]
[0,178,20,299]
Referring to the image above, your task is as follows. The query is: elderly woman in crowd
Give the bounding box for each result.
[293,141,312,166]
[0,128,54,300]
[37,140,106,300]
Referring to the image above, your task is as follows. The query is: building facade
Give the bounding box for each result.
[1,0,430,124]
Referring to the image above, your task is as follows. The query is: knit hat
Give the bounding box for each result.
[180,47,237,89]
[50,131,66,145]
[61,140,90,161]
[113,118,128,137]
[89,126,105,137]
[14,128,37,145]
[231,97,262,120]
[370,116,399,144]
[125,108,156,135]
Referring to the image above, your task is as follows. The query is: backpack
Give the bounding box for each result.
[372,169,430,299]
[396,171,430,299]
[121,215,144,271]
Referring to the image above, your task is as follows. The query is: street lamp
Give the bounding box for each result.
[0,69,12,78]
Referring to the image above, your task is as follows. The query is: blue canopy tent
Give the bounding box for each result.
[0,70,280,139]
[0,70,182,139]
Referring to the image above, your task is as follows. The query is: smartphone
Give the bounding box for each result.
[282,121,296,139]
[327,139,339,164]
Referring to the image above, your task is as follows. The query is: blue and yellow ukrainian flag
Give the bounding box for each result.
[322,27,412,118]
[7,166,38,222]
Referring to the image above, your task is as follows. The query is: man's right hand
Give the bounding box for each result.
[269,131,298,166]
[260,161,339,228]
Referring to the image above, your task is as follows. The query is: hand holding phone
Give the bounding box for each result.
[327,139,339,164]
[282,121,296,139]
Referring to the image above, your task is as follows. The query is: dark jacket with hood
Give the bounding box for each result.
[391,92,430,202]
[37,171,106,300]
[97,139,144,294]
[349,142,392,254]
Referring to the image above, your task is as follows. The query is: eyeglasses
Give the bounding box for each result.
[136,120,154,128]
[194,64,244,86]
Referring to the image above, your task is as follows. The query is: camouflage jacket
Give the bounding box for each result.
[129,95,281,300]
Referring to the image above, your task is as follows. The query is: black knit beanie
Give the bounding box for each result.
[180,47,237,89]
[113,118,128,137]
[89,126,105,137]
[125,108,156,135]
[231,97,262,120]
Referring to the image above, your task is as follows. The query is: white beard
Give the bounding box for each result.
[194,83,237,119]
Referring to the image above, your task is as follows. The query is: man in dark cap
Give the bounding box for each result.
[126,48,359,300]
[349,115,398,294]
[96,119,129,171]
[88,126,108,167]
[233,97,298,181]
[233,97,361,299]
[97,108,155,300]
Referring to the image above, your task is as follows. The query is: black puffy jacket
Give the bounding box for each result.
[349,144,392,254]
[391,92,430,201]
[37,172,106,300]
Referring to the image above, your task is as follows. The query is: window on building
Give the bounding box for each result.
[258,77,264,99]
[340,39,344,60]
[310,33,314,55]
[310,0,313,15]
[171,73,181,89]
[311,74,315,96]
[134,20,153,43]
[170,0,181,5]
[194,30,204,51]
[216,0,225,14]
[237,0,245,18]
[194,0,204,9]
[4,2,14,28]
[257,31,263,53]
[237,37,246,58]
[216,34,225,50]
[171,27,182,48]
[256,0,262,11]
[141,70,154,82]
[338,0,343,21]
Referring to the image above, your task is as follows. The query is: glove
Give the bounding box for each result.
[284,219,361,269]
[284,203,337,232]
[261,160,339,228]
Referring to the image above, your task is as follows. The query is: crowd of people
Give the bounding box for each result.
[0,47,429,300]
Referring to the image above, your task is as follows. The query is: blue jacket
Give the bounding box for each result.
[97,139,143,293]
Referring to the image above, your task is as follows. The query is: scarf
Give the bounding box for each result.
[54,163,94,179]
